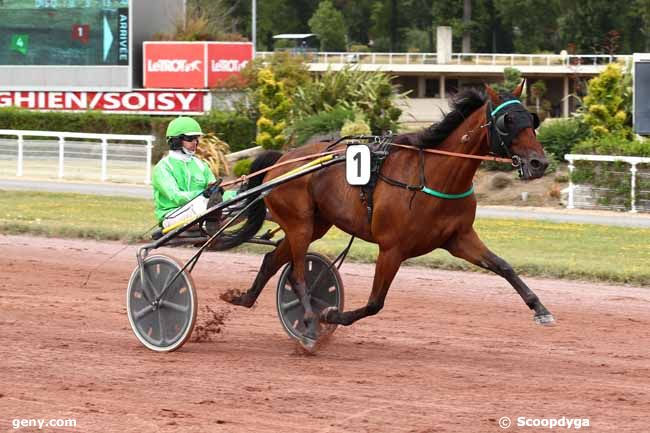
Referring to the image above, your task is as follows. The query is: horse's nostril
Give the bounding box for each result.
[530,159,542,169]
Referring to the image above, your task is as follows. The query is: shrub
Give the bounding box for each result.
[492,67,524,96]
[233,158,252,177]
[489,173,513,190]
[581,63,632,137]
[573,134,650,157]
[341,114,372,137]
[196,133,230,176]
[537,118,589,160]
[293,66,406,134]
[293,106,354,145]
[255,68,291,150]
[349,44,371,52]
[0,107,256,164]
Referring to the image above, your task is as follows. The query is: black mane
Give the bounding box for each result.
[401,89,487,148]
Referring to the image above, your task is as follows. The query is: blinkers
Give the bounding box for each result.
[487,98,539,157]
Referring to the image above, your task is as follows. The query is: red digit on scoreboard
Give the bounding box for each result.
[71,24,90,44]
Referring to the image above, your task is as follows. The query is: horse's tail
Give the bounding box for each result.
[210,150,282,251]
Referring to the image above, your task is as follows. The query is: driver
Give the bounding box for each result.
[152,117,219,229]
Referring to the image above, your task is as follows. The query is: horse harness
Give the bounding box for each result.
[356,98,539,222]
[355,136,474,223]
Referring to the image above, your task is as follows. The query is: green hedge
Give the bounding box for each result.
[537,118,589,161]
[0,107,256,163]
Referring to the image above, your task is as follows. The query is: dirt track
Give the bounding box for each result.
[1,234,649,433]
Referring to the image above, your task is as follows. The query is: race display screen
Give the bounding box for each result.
[1,0,129,66]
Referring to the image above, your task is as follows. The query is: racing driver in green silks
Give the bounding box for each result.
[152,116,222,229]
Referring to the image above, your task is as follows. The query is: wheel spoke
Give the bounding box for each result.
[160,300,189,313]
[311,296,331,309]
[141,267,159,300]
[281,298,301,312]
[133,304,155,321]
[158,309,165,344]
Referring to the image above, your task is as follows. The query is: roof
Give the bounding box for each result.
[272,33,316,40]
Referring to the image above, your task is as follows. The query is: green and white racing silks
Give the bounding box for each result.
[152,152,216,222]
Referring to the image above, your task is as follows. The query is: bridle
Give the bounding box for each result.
[485,97,540,173]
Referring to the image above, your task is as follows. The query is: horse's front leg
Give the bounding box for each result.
[445,228,555,325]
[322,248,402,326]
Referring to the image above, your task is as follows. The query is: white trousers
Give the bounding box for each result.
[161,195,209,228]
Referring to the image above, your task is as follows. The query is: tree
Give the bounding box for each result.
[462,0,472,52]
[492,67,523,95]
[557,0,628,53]
[431,0,492,52]
[495,0,560,53]
[309,0,348,51]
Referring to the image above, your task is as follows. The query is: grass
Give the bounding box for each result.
[0,191,157,241]
[1,191,649,286]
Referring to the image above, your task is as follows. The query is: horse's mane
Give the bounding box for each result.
[396,89,487,148]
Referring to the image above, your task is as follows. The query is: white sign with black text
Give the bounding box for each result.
[346,145,371,186]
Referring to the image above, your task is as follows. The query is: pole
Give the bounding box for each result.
[58,136,65,179]
[567,157,575,209]
[630,163,638,213]
[252,0,256,56]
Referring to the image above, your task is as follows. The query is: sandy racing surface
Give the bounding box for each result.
[1,234,649,432]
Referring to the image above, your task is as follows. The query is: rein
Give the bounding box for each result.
[221,141,512,189]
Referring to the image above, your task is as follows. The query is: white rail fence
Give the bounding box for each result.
[565,154,650,213]
[257,51,632,68]
[0,130,155,184]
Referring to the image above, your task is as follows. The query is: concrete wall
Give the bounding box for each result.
[131,0,185,88]
[397,98,450,129]
[436,27,452,64]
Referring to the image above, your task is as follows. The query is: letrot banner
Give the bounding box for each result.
[143,42,253,89]
[0,91,210,114]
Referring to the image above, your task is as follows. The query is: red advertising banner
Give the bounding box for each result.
[144,42,206,89]
[0,91,209,114]
[143,42,253,89]
[207,42,253,87]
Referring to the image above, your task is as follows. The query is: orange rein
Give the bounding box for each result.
[221,142,512,188]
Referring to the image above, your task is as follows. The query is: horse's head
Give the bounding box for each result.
[485,81,548,179]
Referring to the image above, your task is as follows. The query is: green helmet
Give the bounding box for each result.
[166,117,203,138]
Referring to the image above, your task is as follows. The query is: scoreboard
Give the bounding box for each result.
[0,0,131,90]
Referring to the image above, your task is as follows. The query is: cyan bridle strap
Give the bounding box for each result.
[421,185,474,199]
[377,148,474,202]
[490,99,522,117]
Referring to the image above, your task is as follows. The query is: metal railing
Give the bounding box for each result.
[0,130,155,184]
[256,51,632,68]
[565,154,650,213]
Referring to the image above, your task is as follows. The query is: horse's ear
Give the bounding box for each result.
[484,83,500,105]
[512,79,526,98]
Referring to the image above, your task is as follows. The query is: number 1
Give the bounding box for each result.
[353,152,361,177]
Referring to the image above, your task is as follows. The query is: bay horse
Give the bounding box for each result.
[221,82,555,343]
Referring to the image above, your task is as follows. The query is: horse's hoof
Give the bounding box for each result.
[320,307,338,323]
[219,290,251,307]
[534,313,556,326]
[298,336,318,355]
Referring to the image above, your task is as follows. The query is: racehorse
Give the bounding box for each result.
[221,82,555,343]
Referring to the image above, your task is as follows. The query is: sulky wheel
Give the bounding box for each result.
[126,255,197,352]
[276,252,344,342]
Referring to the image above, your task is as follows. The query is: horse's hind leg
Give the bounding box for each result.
[445,228,555,325]
[220,219,332,310]
[220,238,292,308]
[322,248,402,326]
